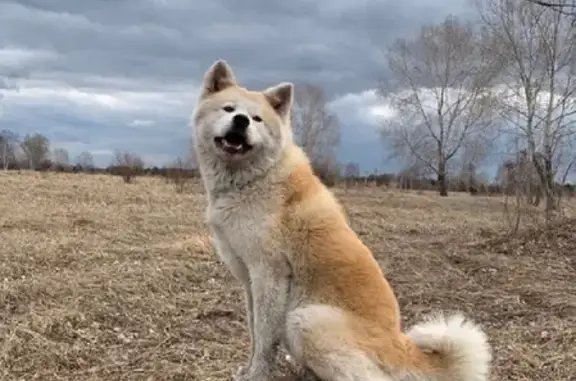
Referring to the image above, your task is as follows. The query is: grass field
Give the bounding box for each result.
[0,172,574,381]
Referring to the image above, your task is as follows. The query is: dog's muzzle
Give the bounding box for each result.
[215,113,253,155]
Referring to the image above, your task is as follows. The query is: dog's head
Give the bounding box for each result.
[193,60,294,170]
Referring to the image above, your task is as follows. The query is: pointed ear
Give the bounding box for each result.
[201,60,237,98]
[263,82,294,119]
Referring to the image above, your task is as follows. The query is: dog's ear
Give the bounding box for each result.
[201,60,237,98]
[263,82,294,119]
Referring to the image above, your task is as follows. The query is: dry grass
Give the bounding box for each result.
[0,172,574,381]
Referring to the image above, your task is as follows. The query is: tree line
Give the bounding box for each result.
[0,129,198,181]
[1,126,573,198]
[0,130,93,172]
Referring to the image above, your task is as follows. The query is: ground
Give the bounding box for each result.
[0,172,574,381]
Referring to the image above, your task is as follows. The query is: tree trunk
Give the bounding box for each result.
[438,161,448,197]
[532,151,557,211]
[544,156,556,212]
[532,186,541,207]
[1,149,6,171]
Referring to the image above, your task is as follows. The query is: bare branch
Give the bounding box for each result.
[525,0,576,18]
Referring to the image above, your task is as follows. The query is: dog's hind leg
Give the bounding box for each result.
[284,305,395,381]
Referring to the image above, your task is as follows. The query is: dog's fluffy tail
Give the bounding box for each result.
[404,313,492,381]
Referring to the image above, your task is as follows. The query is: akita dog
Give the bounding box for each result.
[192,60,491,381]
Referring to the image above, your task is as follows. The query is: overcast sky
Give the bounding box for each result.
[0,0,472,171]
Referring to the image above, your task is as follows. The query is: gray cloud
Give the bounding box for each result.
[0,0,469,170]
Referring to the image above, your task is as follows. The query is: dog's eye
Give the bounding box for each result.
[252,115,262,122]
[223,106,235,112]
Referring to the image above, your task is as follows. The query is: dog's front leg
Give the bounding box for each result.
[236,260,290,381]
[212,236,256,367]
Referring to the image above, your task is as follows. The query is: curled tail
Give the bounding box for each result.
[404,313,492,381]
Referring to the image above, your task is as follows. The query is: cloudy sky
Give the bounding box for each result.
[0,0,473,171]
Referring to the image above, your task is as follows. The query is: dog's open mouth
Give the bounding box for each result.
[214,132,253,155]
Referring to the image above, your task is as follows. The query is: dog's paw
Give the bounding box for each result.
[233,365,250,381]
[234,364,274,381]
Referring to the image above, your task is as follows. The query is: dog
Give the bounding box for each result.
[192,59,492,381]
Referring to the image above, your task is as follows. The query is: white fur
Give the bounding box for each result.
[405,313,492,381]
[286,305,394,381]
[212,101,266,147]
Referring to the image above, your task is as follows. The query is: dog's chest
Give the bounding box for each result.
[206,196,274,260]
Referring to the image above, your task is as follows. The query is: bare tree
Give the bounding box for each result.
[51,148,70,171]
[113,150,145,183]
[478,0,576,213]
[76,151,95,171]
[0,129,19,170]
[499,149,542,201]
[291,83,341,184]
[455,137,496,194]
[165,156,195,193]
[0,84,20,171]
[497,144,550,234]
[343,162,360,178]
[379,16,500,196]
[342,162,361,188]
[20,133,50,170]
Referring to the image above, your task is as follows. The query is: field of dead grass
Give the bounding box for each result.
[0,171,574,381]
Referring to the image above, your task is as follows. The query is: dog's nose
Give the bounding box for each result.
[231,113,250,132]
